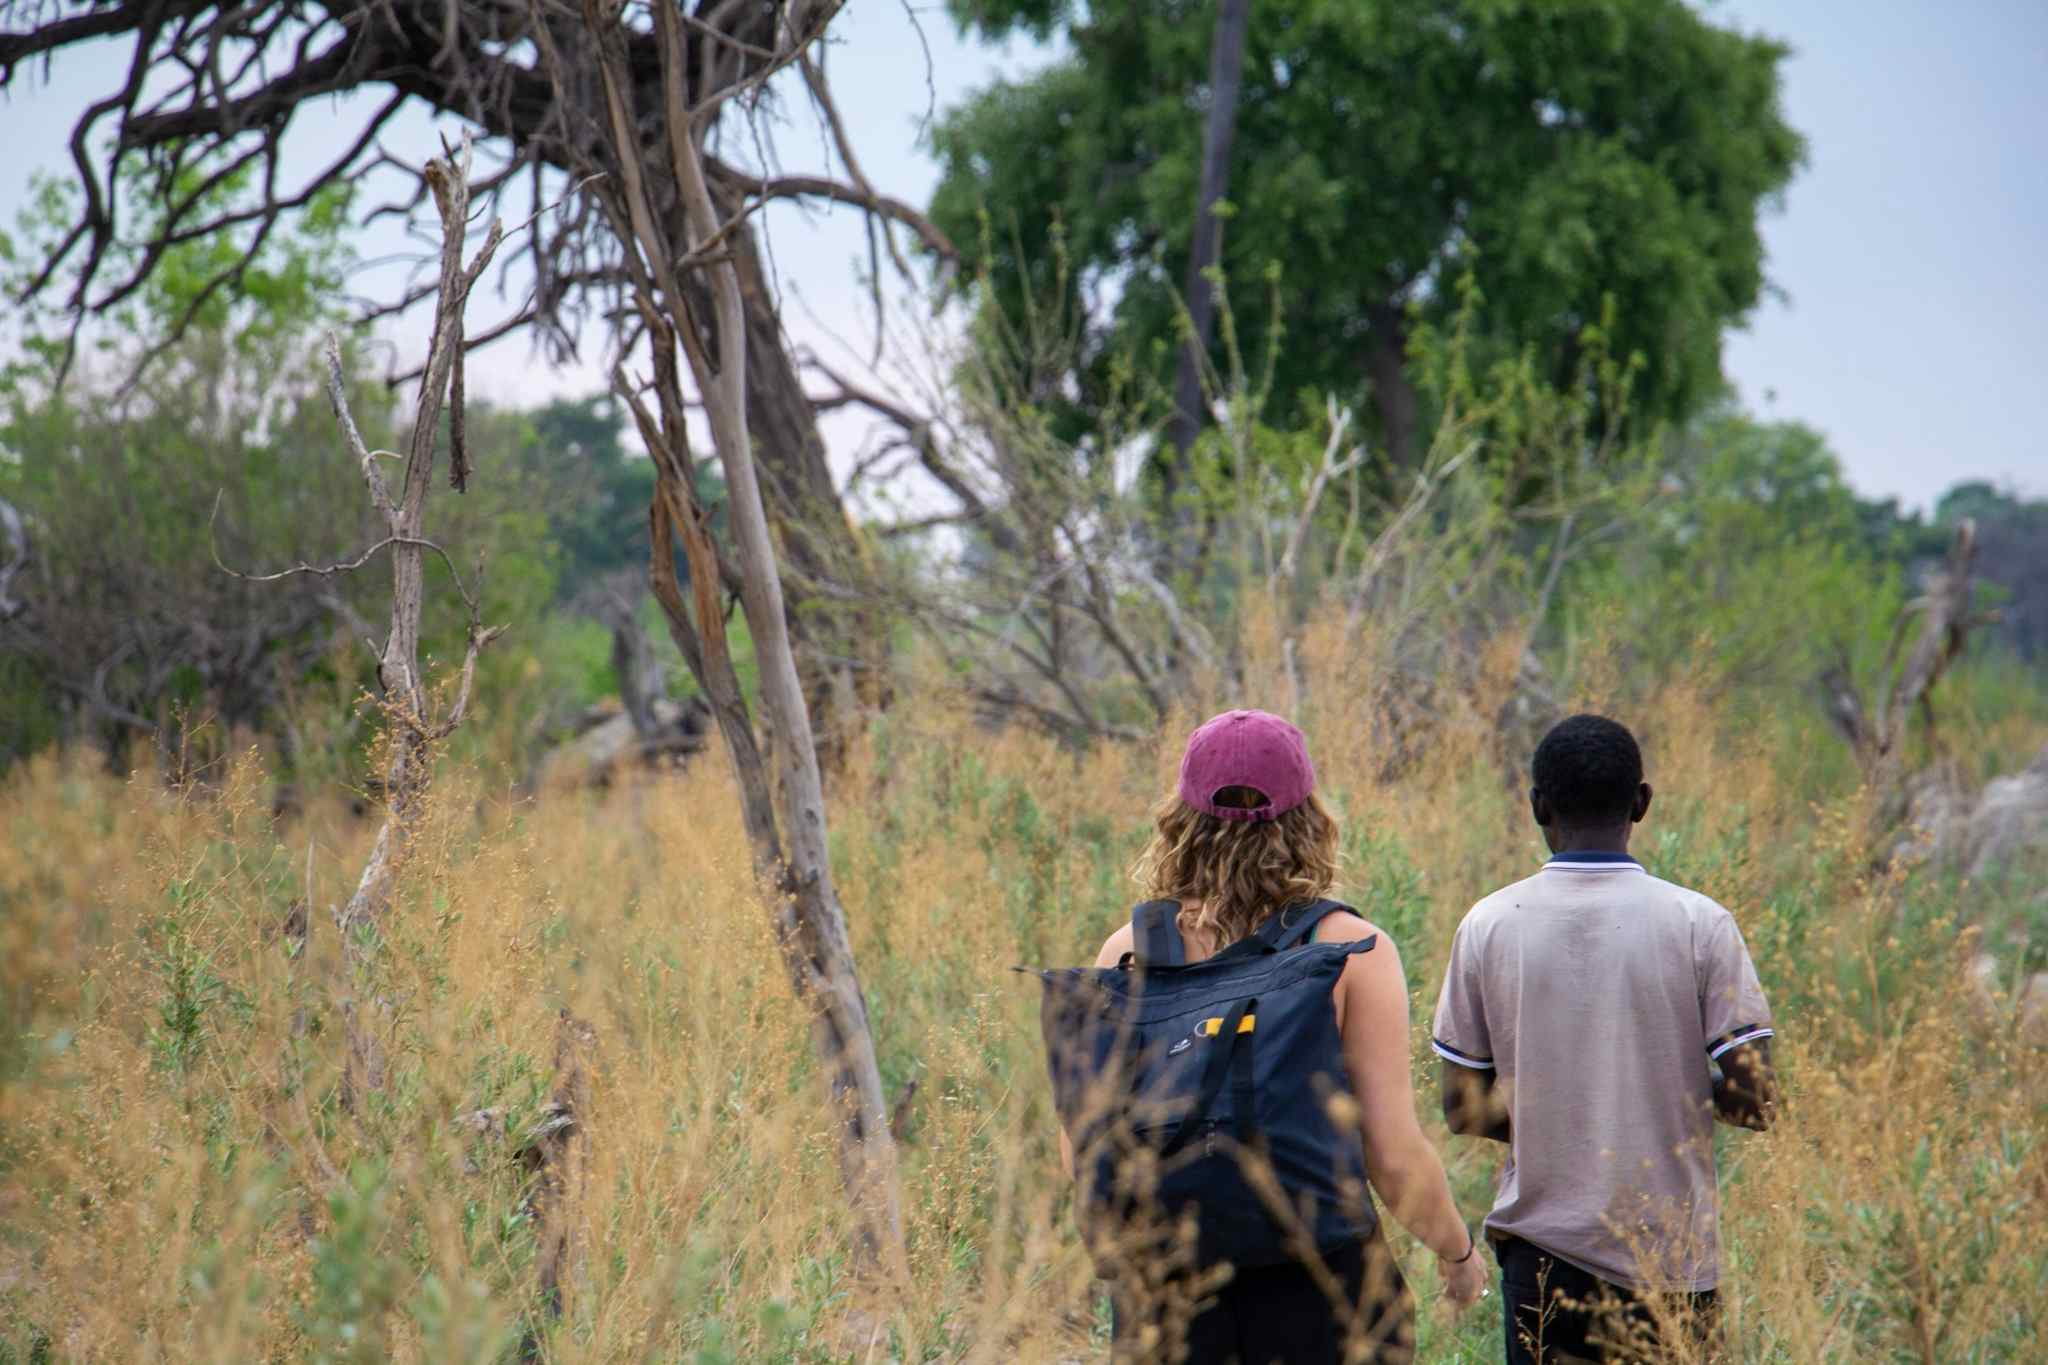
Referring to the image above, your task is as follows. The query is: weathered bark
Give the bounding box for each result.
[317,146,505,1108]
[628,327,785,867]
[600,583,665,743]
[1823,519,1996,814]
[721,219,889,760]
[529,1010,597,1323]
[581,0,905,1272]
[2,0,931,763]
[1365,299,1421,472]
[1167,0,1254,473]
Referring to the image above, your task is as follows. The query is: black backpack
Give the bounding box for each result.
[1025,898,1378,1273]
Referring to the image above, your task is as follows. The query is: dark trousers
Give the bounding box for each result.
[1111,1230,1415,1364]
[1497,1236,1718,1364]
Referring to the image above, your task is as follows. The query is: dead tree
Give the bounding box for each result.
[0,0,957,757]
[810,292,1195,744]
[1824,519,1997,794]
[528,1010,597,1326]
[7,1,916,1263]
[526,0,906,1270]
[226,141,505,1105]
[591,571,666,743]
[0,496,26,621]
[456,1008,599,1349]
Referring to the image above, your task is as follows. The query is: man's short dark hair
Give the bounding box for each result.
[1532,714,1643,825]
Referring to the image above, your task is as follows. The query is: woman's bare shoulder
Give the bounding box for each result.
[1094,921,1136,968]
[1315,910,1409,983]
[1313,908,1392,946]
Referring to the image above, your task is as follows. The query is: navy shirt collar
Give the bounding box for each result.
[1544,850,1641,866]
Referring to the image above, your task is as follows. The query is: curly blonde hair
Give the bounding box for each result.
[1132,786,1342,949]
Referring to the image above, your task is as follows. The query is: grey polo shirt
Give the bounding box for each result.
[1431,851,1773,1292]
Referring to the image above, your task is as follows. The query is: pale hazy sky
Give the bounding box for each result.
[2,1,2041,512]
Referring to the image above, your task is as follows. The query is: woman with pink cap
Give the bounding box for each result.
[1060,709,1487,1362]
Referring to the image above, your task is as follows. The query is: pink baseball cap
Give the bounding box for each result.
[1177,709,1317,822]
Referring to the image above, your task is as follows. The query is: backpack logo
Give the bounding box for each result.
[1167,1037,1193,1056]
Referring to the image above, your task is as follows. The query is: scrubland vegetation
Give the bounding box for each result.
[2,586,2043,1360]
[3,3,2045,1361]
[2,229,2042,1359]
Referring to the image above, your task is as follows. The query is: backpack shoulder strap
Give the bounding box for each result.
[1131,900,1186,967]
[1257,898,1358,951]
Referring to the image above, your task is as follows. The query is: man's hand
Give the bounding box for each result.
[1440,1238,1491,1311]
[1441,1060,1511,1143]
[1712,1039,1777,1130]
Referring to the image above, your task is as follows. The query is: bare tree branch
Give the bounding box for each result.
[1273,396,1364,592]
[1826,518,1999,792]
[572,0,907,1275]
[247,133,506,1108]
[709,161,960,267]
[0,495,27,622]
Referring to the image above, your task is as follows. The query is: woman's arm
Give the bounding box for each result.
[1058,923,1135,1179]
[1322,915,1475,1263]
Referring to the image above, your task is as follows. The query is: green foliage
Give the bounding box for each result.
[0,165,574,779]
[0,165,354,397]
[147,882,247,1076]
[513,395,658,602]
[933,0,1803,451]
[299,1161,406,1363]
[0,1324,52,1365]
[1561,399,1907,706]
[0,341,564,776]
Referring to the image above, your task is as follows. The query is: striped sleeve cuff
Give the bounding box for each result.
[1707,1025,1774,1060]
[1431,1037,1494,1070]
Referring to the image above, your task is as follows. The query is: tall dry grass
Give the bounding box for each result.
[1,616,2044,1363]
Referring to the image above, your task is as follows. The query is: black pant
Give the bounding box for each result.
[1111,1230,1415,1364]
[1497,1236,1718,1364]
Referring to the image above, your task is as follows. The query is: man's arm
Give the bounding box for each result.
[1431,913,1503,1141]
[1440,1059,1511,1143]
[1711,1038,1777,1131]
[1698,903,1776,1131]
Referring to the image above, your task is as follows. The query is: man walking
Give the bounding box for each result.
[1432,714,1777,1362]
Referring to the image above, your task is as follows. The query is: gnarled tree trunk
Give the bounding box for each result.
[0,0,947,768]
[573,0,905,1272]
[721,217,891,762]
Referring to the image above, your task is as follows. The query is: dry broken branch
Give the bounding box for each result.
[6,0,929,745]
[0,495,28,621]
[1824,518,1998,796]
[275,136,508,1109]
[1274,396,1365,593]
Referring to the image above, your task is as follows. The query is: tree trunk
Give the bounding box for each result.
[724,217,890,761]
[1822,518,1990,800]
[321,150,505,1108]
[1166,0,1254,474]
[584,0,906,1272]
[604,586,665,743]
[529,1010,597,1325]
[1365,300,1421,471]
[675,179,905,1289]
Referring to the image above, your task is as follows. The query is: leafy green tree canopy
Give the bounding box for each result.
[932,0,1804,464]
